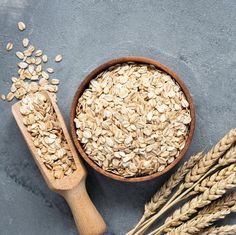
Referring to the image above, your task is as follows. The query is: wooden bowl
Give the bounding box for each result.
[70,56,195,182]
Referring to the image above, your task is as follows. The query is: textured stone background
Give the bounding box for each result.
[0,0,236,234]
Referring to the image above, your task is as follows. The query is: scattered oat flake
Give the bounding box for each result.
[18,21,26,31]
[16,51,24,59]
[35,50,43,57]
[55,54,63,62]
[42,54,48,63]
[28,65,34,74]
[11,77,18,82]
[1,94,6,100]
[18,62,28,69]
[51,79,60,85]
[35,57,42,65]
[2,21,62,102]
[47,68,54,73]
[24,49,32,57]
[22,38,29,47]
[6,42,13,51]
[7,92,14,101]
[36,65,42,73]
[42,71,49,79]
[28,45,35,52]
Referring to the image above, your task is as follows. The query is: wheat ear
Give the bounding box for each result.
[167,192,236,234]
[148,173,236,235]
[166,210,230,235]
[131,130,236,235]
[194,164,236,193]
[199,191,236,215]
[166,130,236,205]
[218,145,236,166]
[202,225,236,235]
[182,146,236,199]
[182,129,236,190]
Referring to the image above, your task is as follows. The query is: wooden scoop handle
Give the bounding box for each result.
[61,180,106,235]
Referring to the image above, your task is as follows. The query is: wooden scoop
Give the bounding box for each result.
[12,91,106,235]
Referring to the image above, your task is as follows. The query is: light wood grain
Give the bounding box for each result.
[12,91,106,235]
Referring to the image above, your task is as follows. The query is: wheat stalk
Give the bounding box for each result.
[168,130,236,205]
[180,146,236,200]
[148,173,236,235]
[194,164,236,193]
[167,192,236,234]
[202,225,236,235]
[181,146,236,199]
[130,129,236,235]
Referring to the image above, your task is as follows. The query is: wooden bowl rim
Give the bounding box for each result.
[70,56,195,182]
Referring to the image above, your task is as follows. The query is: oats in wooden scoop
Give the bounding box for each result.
[20,93,77,179]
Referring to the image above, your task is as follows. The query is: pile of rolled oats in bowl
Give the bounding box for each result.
[74,62,191,177]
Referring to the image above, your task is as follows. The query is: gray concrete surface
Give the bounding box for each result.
[0,0,236,234]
